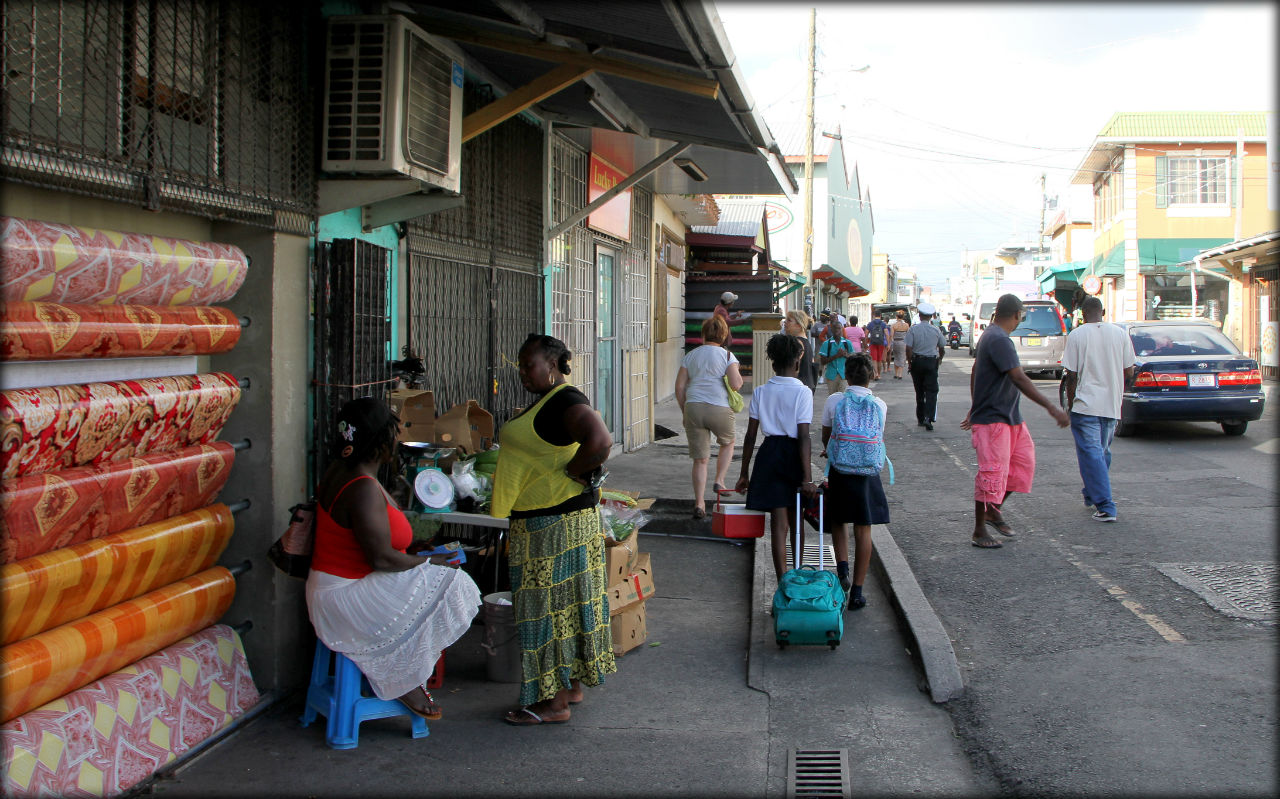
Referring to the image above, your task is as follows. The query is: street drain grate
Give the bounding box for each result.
[787,749,850,798]
[1155,562,1278,624]
[784,542,837,570]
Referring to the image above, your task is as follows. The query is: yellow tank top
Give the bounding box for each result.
[490,383,583,518]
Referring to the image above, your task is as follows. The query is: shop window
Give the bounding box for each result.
[1156,155,1231,208]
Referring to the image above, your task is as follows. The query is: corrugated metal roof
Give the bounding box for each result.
[1098,111,1267,139]
[771,116,837,158]
[691,201,763,237]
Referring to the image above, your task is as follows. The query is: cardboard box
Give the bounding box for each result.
[610,601,647,656]
[605,535,641,585]
[606,553,655,616]
[435,400,494,455]
[388,389,435,444]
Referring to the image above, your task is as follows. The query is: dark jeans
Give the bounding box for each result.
[910,355,939,423]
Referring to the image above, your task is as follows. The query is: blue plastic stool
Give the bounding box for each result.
[300,639,429,749]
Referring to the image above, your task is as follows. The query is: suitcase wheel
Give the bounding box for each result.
[777,640,788,649]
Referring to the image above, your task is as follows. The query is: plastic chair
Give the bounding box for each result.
[300,639,429,749]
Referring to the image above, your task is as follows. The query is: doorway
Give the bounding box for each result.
[595,243,620,435]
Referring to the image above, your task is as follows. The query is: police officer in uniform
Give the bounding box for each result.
[904,302,947,430]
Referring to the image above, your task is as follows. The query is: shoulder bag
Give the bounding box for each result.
[723,349,745,413]
[267,499,316,579]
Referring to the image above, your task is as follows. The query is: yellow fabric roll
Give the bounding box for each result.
[0,504,234,645]
[0,567,236,722]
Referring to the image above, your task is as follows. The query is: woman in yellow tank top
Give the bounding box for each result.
[491,334,614,725]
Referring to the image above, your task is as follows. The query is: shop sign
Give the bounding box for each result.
[764,201,793,233]
[587,153,631,241]
[1083,275,1102,295]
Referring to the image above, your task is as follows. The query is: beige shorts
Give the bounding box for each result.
[683,401,736,459]
[826,377,847,395]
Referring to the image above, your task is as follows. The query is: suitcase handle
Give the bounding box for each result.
[793,489,826,570]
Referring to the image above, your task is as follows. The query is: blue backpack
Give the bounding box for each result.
[827,392,894,483]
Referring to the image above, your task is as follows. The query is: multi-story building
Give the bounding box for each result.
[1070,111,1270,331]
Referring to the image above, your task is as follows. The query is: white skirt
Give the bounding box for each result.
[306,562,481,700]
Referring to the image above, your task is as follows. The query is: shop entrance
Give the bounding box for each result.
[595,243,620,436]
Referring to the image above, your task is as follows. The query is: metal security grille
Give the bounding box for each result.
[549,133,594,399]
[1,0,315,235]
[404,90,542,428]
[787,749,851,798]
[312,239,392,480]
[621,186,652,450]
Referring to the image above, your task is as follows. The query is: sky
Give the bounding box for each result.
[716,2,1277,291]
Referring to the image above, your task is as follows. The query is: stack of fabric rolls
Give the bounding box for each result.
[0,216,260,798]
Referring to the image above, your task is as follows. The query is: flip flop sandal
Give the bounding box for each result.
[972,535,1003,549]
[985,519,1017,537]
[712,483,726,494]
[402,688,443,720]
[503,707,569,726]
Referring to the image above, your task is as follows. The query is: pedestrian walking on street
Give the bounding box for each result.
[818,316,856,396]
[904,302,947,430]
[890,311,910,379]
[865,314,888,380]
[820,353,889,610]
[492,334,616,725]
[844,315,866,354]
[784,309,819,392]
[1062,296,1136,523]
[674,315,744,520]
[961,294,1071,548]
[735,334,818,580]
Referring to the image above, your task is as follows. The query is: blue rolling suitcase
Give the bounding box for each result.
[773,492,845,649]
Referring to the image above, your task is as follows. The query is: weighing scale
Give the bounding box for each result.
[398,442,455,513]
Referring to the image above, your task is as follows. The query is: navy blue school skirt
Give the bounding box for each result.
[823,469,890,526]
[746,435,803,511]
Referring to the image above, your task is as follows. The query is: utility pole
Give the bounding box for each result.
[1037,172,1047,278]
[802,7,816,316]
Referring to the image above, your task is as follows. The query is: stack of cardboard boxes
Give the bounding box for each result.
[602,492,656,656]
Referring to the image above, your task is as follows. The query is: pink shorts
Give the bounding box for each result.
[970,422,1035,504]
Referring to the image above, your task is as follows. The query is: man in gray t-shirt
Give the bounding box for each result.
[961,294,1070,549]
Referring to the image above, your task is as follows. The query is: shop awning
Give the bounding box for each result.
[1086,244,1125,278]
[393,0,797,197]
[1037,259,1088,292]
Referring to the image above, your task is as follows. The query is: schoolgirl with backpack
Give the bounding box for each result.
[819,353,893,609]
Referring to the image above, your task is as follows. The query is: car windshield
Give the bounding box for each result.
[1011,305,1063,336]
[977,303,996,321]
[1129,324,1238,357]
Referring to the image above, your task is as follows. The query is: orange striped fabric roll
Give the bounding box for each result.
[0,504,234,645]
[0,567,235,722]
[0,301,242,361]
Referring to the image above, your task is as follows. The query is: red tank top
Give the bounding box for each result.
[310,475,413,579]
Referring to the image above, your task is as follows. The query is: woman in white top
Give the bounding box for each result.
[674,315,744,520]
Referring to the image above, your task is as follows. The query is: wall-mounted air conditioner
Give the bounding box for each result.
[322,15,463,193]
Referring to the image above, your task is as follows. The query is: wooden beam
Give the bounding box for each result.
[444,28,719,99]
[462,63,593,142]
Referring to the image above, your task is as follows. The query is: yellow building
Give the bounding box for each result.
[1070,111,1270,327]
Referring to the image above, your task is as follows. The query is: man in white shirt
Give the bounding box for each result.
[1062,296,1136,522]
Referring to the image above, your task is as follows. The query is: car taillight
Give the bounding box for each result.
[1218,369,1262,386]
[1132,371,1187,388]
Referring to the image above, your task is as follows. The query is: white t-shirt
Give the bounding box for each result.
[821,385,887,429]
[681,345,739,406]
[748,376,813,437]
[1061,322,1136,419]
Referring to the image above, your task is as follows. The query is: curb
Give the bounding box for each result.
[868,525,965,703]
[745,522,964,704]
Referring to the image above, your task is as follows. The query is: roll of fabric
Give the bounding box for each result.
[0,442,235,564]
[0,567,236,722]
[0,216,248,306]
[0,624,259,798]
[0,301,241,361]
[0,372,241,481]
[1,504,234,644]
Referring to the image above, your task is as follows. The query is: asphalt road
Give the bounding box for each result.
[863,355,1277,797]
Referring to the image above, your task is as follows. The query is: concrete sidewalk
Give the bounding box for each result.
[150,378,988,798]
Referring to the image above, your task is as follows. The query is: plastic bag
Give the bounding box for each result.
[450,458,482,501]
[599,504,650,542]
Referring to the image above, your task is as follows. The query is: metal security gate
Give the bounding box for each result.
[312,239,392,480]
[403,85,544,428]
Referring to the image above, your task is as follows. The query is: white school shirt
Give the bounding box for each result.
[821,385,887,429]
[1061,322,1136,419]
[748,376,813,437]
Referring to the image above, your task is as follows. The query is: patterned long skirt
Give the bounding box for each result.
[508,506,616,706]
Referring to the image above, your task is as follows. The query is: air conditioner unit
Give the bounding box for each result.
[322,15,463,193]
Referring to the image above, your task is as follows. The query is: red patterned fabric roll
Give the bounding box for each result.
[0,301,241,361]
[0,216,247,306]
[0,442,235,564]
[1,504,235,644]
[0,624,259,798]
[0,567,236,723]
[0,373,241,481]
